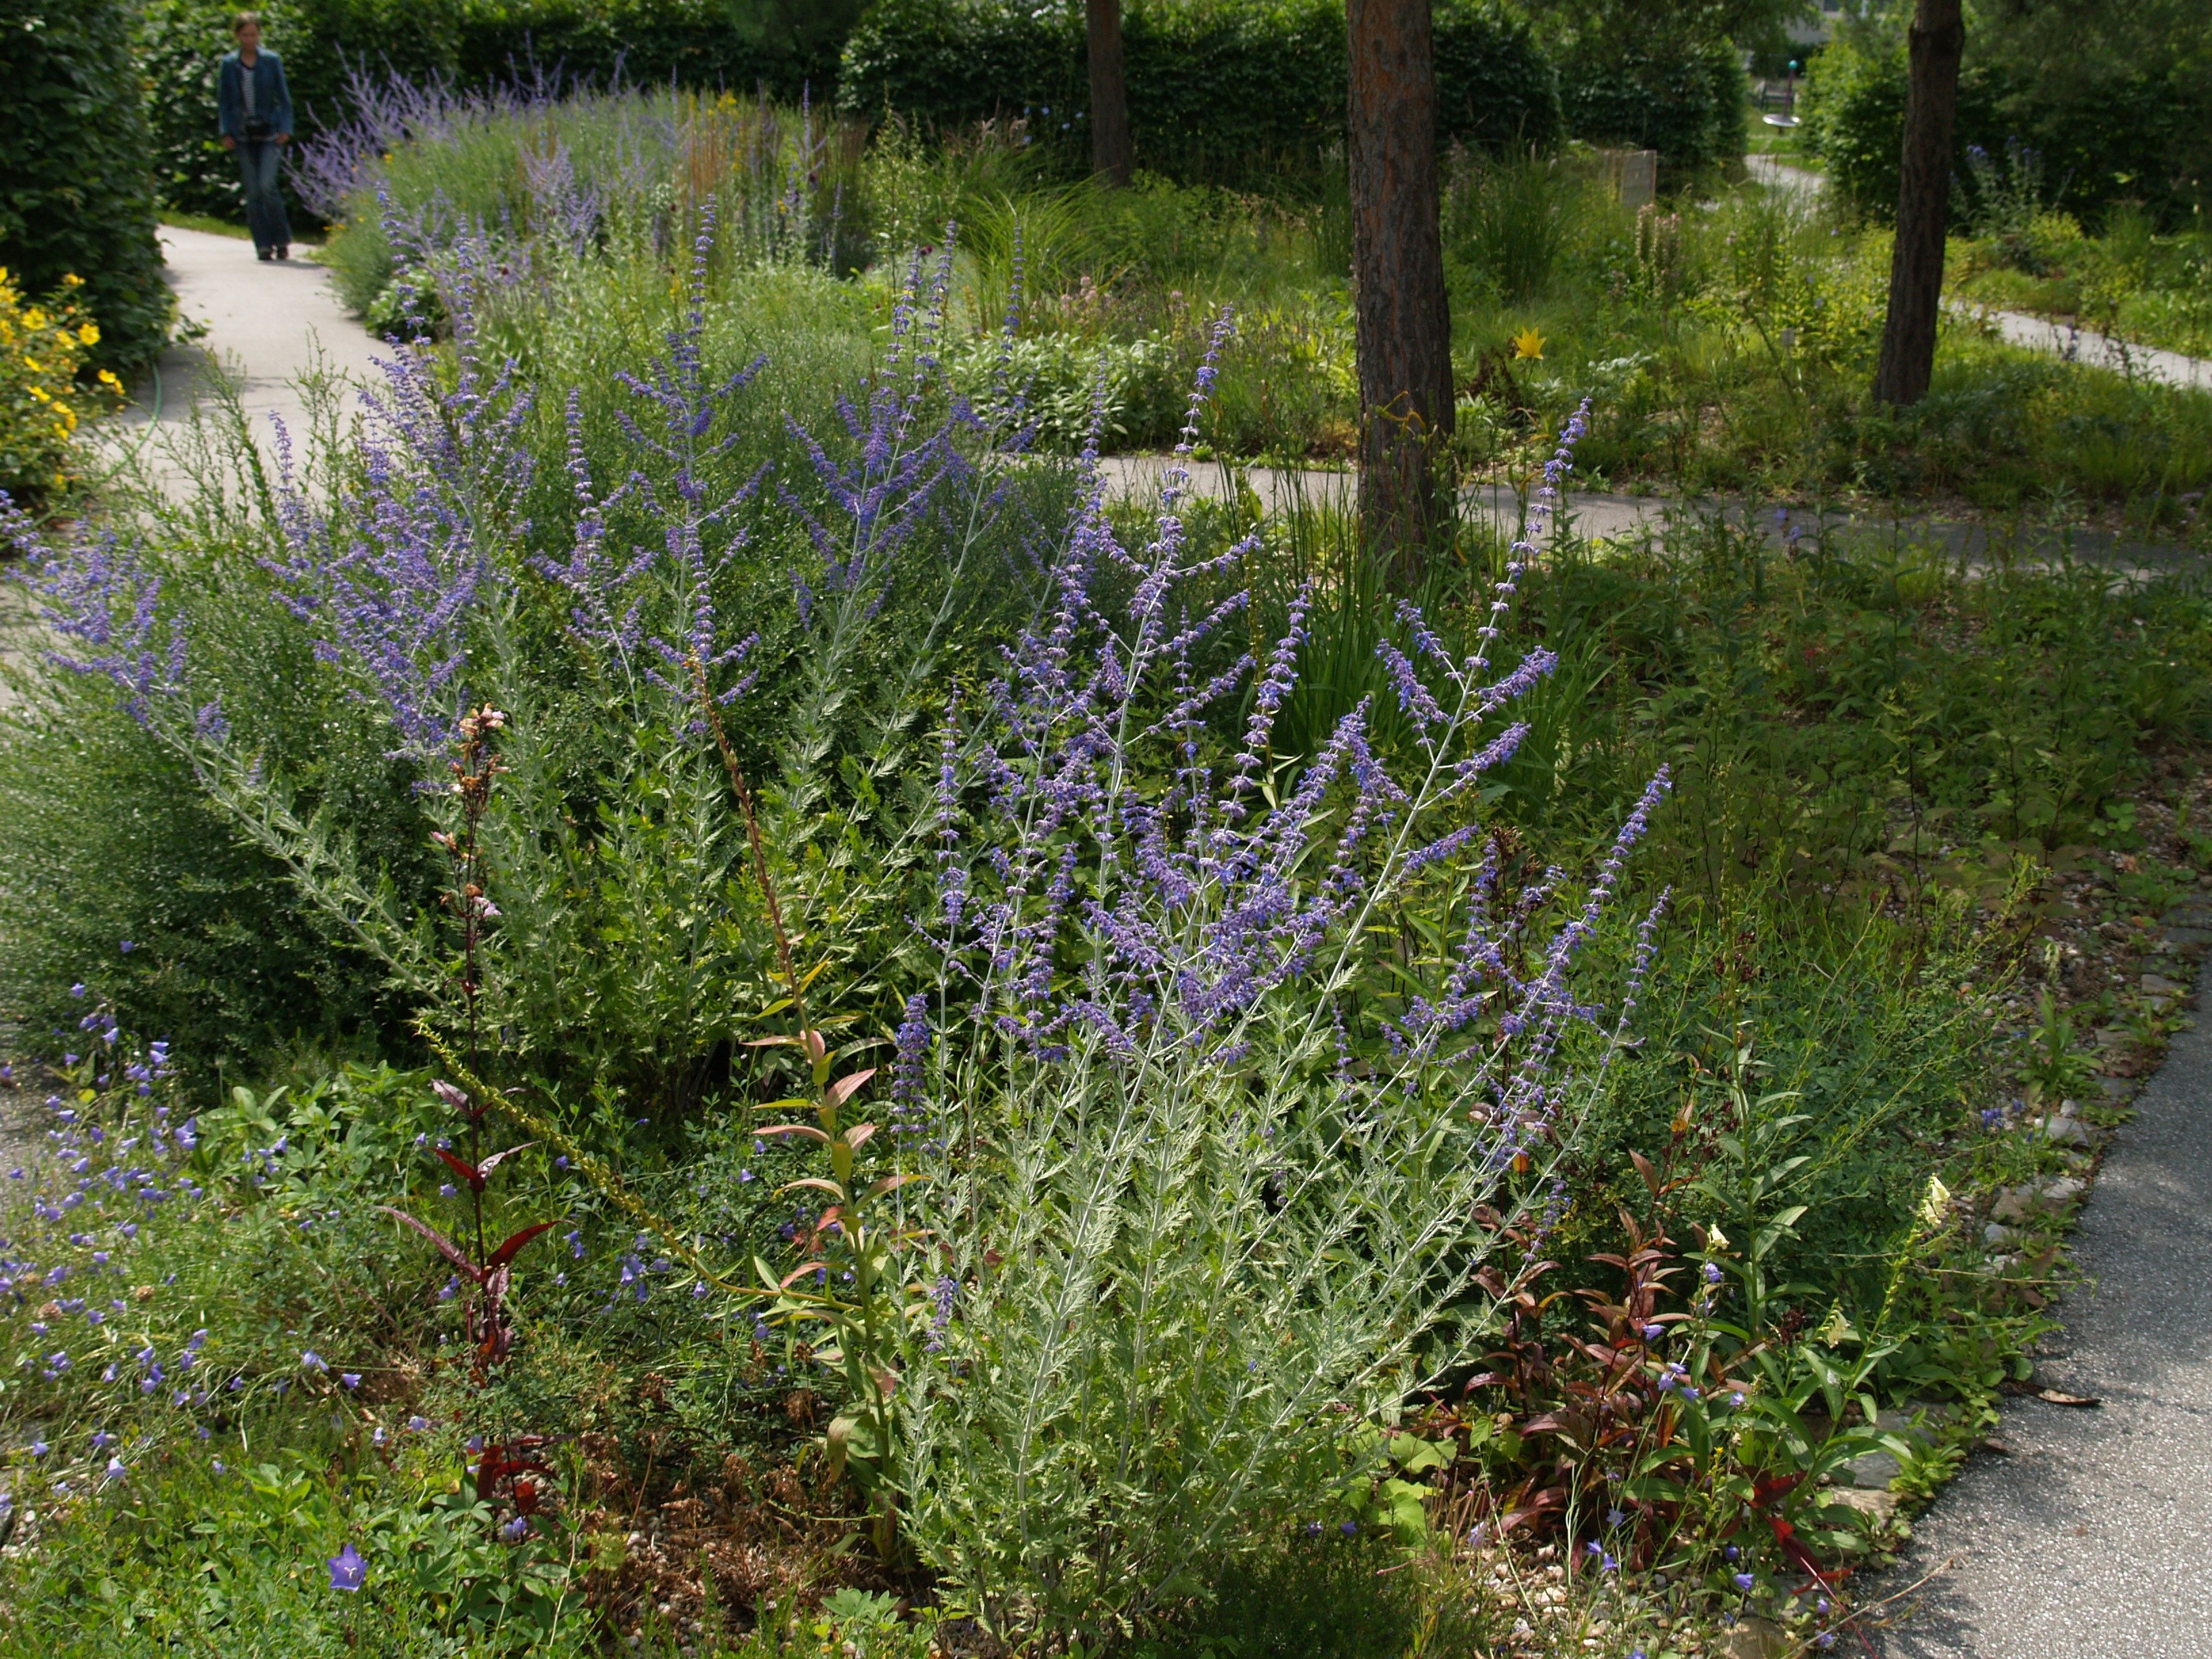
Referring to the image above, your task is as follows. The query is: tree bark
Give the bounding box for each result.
[1086,0,1133,188]
[1347,0,1453,576]
[1871,0,1965,407]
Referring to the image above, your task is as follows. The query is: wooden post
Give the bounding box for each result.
[1348,0,1454,577]
[1871,0,1965,407]
[1086,0,1133,188]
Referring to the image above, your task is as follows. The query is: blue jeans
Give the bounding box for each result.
[237,140,292,252]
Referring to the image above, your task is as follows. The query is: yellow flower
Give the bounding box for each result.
[28,384,48,402]
[1510,326,1545,361]
[77,323,100,346]
[23,308,46,331]
[98,368,122,388]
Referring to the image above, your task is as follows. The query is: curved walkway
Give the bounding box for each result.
[1744,152,2212,394]
[100,226,384,491]
[1873,968,2212,1655]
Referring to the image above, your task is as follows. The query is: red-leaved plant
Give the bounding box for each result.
[379,707,556,1377]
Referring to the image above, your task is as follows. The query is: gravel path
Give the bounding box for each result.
[1092,459,2203,571]
[1872,972,2212,1656]
[1741,153,2212,394]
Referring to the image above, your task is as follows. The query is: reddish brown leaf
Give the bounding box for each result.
[1630,1150,1662,1202]
[378,1206,482,1279]
[476,1143,537,1177]
[485,1222,555,1271]
[436,1148,486,1193]
[825,1069,876,1111]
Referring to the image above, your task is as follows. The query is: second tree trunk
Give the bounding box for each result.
[1871,0,1965,407]
[1087,0,1133,187]
[1348,0,1454,574]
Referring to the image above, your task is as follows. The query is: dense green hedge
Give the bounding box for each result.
[838,0,1563,188]
[0,0,171,367]
[1557,35,1747,179]
[140,0,863,221]
[1804,34,2211,229]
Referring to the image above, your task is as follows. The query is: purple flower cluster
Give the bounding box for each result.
[889,354,1668,1212]
[264,241,530,760]
[3,501,211,735]
[532,204,765,717]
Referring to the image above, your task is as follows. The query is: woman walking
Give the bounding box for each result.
[216,12,294,262]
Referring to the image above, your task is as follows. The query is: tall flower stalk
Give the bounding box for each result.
[884,377,1667,1643]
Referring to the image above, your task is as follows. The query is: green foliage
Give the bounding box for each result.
[1803,17,2212,230]
[1138,1532,1422,1659]
[135,0,865,226]
[1798,35,2003,228]
[139,0,247,224]
[0,390,430,1073]
[1556,34,1748,177]
[0,0,173,367]
[315,86,869,317]
[838,0,1562,190]
[1442,173,2212,519]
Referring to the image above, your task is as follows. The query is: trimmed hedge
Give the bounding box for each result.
[139,0,862,221]
[1804,35,2211,230]
[838,0,1563,188]
[1557,36,1747,179]
[0,0,171,368]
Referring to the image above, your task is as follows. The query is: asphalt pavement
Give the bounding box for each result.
[1872,977,2212,1656]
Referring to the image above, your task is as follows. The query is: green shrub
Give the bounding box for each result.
[140,0,246,223]
[136,0,865,224]
[0,0,173,368]
[1557,34,1747,176]
[1803,30,2212,230]
[838,0,1561,190]
[0,400,428,1071]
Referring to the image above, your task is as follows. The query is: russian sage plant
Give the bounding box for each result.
[10,210,1032,1111]
[884,380,1668,1642]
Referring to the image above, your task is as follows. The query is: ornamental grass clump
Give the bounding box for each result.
[876,373,1669,1645]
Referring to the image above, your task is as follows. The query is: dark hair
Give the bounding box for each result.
[231,10,259,33]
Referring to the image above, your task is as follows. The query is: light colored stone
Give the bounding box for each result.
[1845,1448,1901,1488]
[2043,1115,2095,1147]
[1984,1223,2019,1248]
[2142,975,2184,997]
[1822,1486,1901,1525]
[2043,1175,2089,1207]
[1991,1186,2039,1224]
[1715,1615,1794,1659]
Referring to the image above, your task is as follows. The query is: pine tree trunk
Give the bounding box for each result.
[1347,0,1453,576]
[1871,0,1965,407]
[1086,0,1133,188]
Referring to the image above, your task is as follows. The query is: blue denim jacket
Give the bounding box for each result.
[217,50,294,141]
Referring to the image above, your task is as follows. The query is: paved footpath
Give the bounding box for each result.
[98,225,384,488]
[1872,974,2212,1656]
